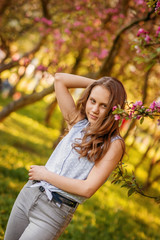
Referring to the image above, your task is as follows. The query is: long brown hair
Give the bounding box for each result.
[73,77,127,162]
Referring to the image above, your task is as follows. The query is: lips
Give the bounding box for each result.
[89,114,98,120]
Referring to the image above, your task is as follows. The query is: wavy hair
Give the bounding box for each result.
[73,77,127,162]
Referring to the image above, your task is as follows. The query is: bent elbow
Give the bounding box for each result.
[54,73,61,82]
[83,186,95,198]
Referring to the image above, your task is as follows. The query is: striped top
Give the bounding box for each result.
[31,119,122,203]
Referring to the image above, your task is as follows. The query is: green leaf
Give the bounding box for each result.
[120,183,129,188]
[118,119,122,127]
[148,115,154,119]
[140,117,144,124]
[128,188,136,197]
[156,48,160,53]
[134,56,145,64]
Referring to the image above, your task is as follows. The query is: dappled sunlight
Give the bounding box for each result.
[1,113,59,149]
[69,182,160,240]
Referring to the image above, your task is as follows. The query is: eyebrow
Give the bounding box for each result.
[90,96,108,105]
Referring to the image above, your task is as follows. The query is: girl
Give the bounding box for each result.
[4,73,127,240]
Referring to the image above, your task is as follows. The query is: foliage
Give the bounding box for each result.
[112,100,160,126]
[112,164,160,205]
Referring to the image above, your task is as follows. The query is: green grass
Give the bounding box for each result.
[0,96,160,240]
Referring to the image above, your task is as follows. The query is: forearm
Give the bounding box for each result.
[29,165,90,198]
[54,73,95,89]
[44,171,89,197]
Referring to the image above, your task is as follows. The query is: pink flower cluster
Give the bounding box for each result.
[112,100,160,126]
[135,0,145,5]
[34,17,53,26]
[155,0,160,15]
[37,65,48,71]
[149,101,160,112]
[137,28,151,43]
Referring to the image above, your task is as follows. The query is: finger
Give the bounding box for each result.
[30,165,36,169]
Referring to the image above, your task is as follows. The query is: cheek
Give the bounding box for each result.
[85,101,90,113]
[100,108,107,117]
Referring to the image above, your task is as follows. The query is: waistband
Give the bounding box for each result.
[39,186,78,208]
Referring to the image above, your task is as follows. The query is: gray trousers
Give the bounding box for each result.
[4,181,78,240]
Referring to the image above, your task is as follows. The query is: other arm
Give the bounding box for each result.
[54,73,95,126]
[29,140,123,198]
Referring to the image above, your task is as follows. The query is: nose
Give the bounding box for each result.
[92,104,99,114]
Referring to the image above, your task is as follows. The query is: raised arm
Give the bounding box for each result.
[54,73,95,126]
[29,139,123,198]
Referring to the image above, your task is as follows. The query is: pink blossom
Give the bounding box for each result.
[144,34,151,43]
[136,115,141,120]
[119,14,125,19]
[34,17,41,22]
[157,1,160,7]
[73,21,82,27]
[114,114,121,120]
[133,101,143,108]
[84,26,93,32]
[37,65,48,71]
[41,17,52,26]
[112,15,118,21]
[129,112,133,119]
[112,106,117,111]
[156,26,160,37]
[135,0,145,5]
[137,28,147,37]
[75,6,81,10]
[64,28,71,34]
[155,101,160,112]
[98,49,108,59]
[104,8,118,14]
[149,101,156,111]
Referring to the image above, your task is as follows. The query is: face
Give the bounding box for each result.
[85,85,110,124]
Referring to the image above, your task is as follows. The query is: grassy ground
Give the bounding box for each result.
[0,97,160,240]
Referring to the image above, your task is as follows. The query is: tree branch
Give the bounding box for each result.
[0,0,12,16]
[98,9,155,76]
[0,84,54,122]
[0,38,44,73]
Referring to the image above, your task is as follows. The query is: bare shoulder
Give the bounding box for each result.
[96,139,123,168]
[107,139,124,159]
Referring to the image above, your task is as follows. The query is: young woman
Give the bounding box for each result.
[4,73,127,240]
